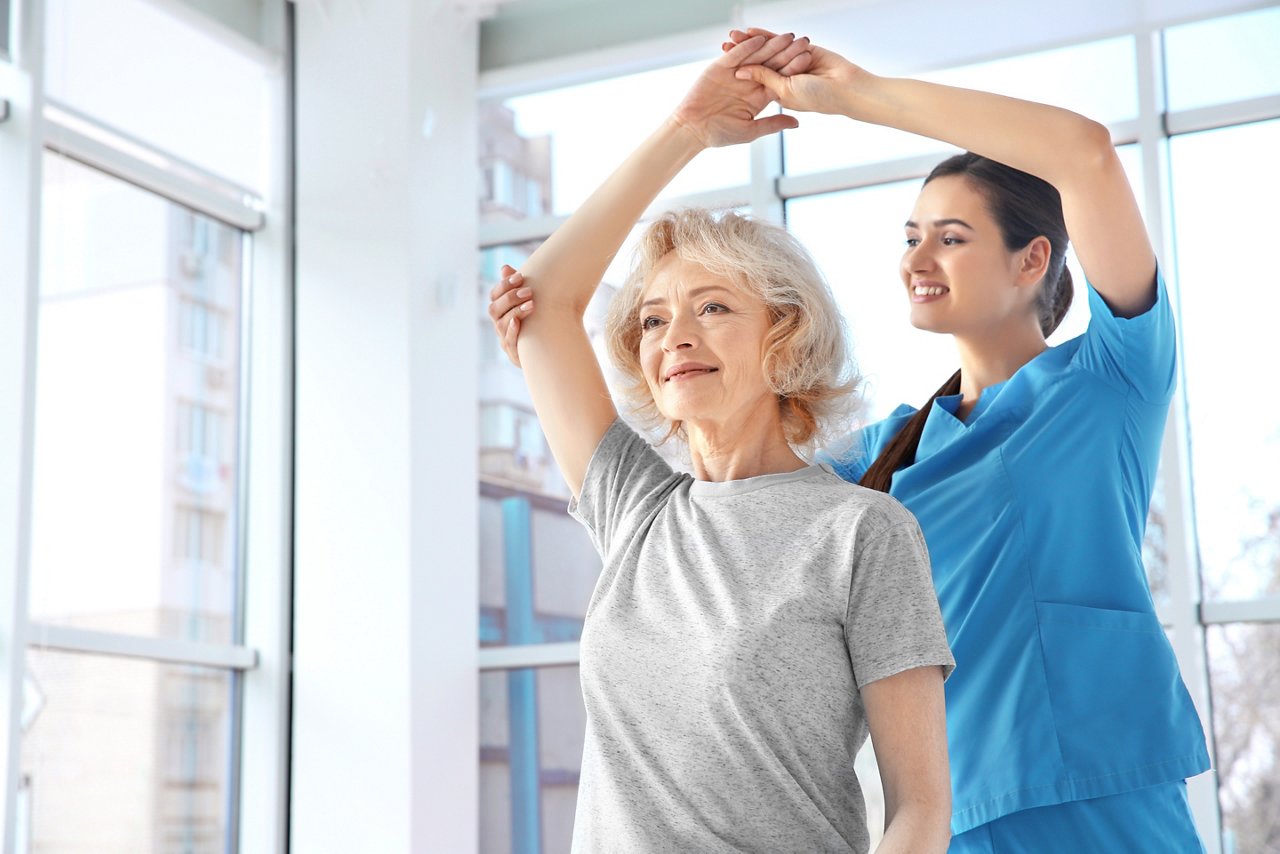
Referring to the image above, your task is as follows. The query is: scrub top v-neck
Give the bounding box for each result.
[826,272,1210,834]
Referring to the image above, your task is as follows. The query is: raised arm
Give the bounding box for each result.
[732,31,1156,317]
[511,34,808,497]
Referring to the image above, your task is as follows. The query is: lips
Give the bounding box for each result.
[664,362,718,382]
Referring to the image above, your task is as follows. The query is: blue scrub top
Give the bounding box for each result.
[826,272,1210,834]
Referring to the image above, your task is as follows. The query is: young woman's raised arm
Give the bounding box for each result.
[732,32,1157,318]
[509,34,807,497]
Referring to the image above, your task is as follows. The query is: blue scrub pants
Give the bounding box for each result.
[948,781,1205,853]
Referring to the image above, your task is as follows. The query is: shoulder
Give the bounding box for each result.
[821,405,917,483]
[810,470,921,539]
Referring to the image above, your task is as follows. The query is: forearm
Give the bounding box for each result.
[837,72,1112,185]
[876,799,951,854]
[516,118,703,321]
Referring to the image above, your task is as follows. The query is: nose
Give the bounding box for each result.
[661,312,698,352]
[904,240,935,274]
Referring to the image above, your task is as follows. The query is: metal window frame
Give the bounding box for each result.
[475,21,1280,854]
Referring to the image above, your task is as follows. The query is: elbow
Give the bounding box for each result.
[1070,116,1120,177]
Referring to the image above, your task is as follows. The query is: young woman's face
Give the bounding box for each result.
[901,175,1036,337]
[638,254,777,429]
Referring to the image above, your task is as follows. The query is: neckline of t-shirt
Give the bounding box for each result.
[688,463,830,497]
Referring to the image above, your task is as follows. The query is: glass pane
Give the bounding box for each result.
[1170,121,1280,600]
[44,0,271,190]
[20,650,234,853]
[1164,7,1280,112]
[784,37,1137,176]
[480,666,585,854]
[1206,623,1280,853]
[481,59,750,222]
[31,154,243,643]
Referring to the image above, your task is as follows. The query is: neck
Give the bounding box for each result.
[684,409,807,482]
[953,320,1047,405]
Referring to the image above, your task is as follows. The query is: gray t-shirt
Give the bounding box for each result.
[568,420,954,853]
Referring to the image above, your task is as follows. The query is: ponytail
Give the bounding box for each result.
[859,370,961,493]
[1042,265,1074,338]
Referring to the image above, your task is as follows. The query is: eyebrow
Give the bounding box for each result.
[904,218,975,230]
[640,285,735,309]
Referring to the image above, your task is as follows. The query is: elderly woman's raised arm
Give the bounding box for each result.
[504,34,808,496]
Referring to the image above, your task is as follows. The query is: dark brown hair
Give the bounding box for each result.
[860,153,1073,493]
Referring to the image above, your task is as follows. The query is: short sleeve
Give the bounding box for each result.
[1074,268,1176,404]
[845,514,955,688]
[568,419,683,558]
[820,405,915,485]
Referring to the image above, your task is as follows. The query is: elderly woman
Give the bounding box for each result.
[503,34,954,853]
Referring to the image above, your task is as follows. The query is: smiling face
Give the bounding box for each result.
[902,175,1044,338]
[637,254,778,430]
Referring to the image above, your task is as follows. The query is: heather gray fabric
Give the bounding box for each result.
[567,419,954,853]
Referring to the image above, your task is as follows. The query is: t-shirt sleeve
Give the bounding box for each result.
[1074,268,1176,404]
[845,510,955,688]
[568,418,683,558]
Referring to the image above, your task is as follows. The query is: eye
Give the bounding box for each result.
[641,315,664,331]
[904,237,921,247]
[700,302,729,315]
[941,235,964,246]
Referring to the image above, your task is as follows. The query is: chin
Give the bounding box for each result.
[908,313,950,334]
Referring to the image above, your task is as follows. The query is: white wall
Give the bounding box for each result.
[293,1,479,851]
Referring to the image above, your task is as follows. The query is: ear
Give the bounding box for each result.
[1016,236,1053,288]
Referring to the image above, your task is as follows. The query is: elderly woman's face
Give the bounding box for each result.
[637,254,776,430]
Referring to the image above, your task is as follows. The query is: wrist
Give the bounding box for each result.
[834,66,880,119]
[662,114,710,158]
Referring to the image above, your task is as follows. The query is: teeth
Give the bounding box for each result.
[914,285,947,296]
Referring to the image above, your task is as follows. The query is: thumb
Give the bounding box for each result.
[734,64,788,96]
[743,113,800,142]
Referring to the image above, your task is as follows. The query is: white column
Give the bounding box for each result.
[293,1,479,851]
[0,1,44,851]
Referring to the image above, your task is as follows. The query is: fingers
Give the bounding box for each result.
[734,64,788,96]
[487,269,527,323]
[764,36,810,72]
[743,112,800,142]
[488,265,519,303]
[779,49,814,77]
[503,313,522,368]
[718,34,768,66]
[737,30,798,68]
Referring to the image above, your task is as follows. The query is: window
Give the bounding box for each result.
[1169,120,1280,601]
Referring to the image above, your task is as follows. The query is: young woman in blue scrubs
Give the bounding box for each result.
[490,30,1211,851]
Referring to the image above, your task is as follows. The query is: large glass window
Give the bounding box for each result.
[1169,120,1280,602]
[1207,623,1280,852]
[30,154,243,645]
[480,666,585,854]
[1164,7,1280,113]
[43,0,272,190]
[20,651,234,854]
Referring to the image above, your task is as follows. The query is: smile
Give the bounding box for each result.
[664,364,718,382]
[911,283,949,303]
